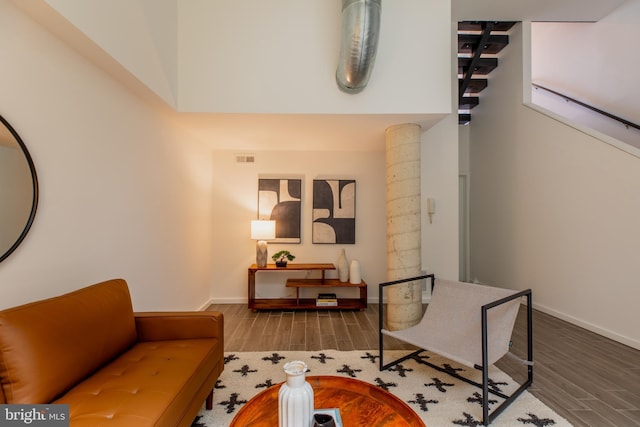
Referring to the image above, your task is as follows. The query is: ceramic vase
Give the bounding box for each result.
[349,260,361,284]
[337,249,349,282]
[278,360,314,427]
[256,241,268,268]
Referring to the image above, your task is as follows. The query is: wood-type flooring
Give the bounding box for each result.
[207,303,640,427]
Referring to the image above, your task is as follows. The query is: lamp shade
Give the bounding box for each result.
[251,220,276,240]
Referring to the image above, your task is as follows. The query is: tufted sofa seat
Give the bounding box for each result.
[0,279,224,427]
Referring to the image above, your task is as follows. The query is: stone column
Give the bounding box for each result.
[385,123,422,331]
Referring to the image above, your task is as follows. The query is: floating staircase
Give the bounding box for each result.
[458,21,517,125]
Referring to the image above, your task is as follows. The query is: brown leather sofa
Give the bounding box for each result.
[0,279,224,427]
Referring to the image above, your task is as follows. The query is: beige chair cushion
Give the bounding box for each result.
[382,279,521,368]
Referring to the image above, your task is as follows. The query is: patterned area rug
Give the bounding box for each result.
[192,350,572,427]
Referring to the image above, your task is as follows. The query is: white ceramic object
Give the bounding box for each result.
[349,260,362,284]
[278,360,314,427]
[337,249,349,282]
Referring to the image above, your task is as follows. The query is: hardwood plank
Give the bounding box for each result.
[578,399,640,427]
[271,312,293,350]
[305,312,322,351]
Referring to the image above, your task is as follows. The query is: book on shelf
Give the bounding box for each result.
[317,293,337,300]
[316,300,338,306]
[316,292,338,306]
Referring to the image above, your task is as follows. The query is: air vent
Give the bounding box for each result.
[235,154,255,163]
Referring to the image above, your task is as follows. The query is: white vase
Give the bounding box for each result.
[349,260,361,284]
[278,361,314,427]
[337,249,349,282]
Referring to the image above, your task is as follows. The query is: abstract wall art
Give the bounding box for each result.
[258,178,302,243]
[312,179,356,244]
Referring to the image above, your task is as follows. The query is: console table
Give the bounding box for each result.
[248,263,367,311]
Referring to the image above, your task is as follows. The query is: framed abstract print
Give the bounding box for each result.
[258,178,302,243]
[312,179,356,244]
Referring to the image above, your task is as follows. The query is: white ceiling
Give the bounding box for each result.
[452,0,627,21]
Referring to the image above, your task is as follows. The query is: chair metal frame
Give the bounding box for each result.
[378,274,533,426]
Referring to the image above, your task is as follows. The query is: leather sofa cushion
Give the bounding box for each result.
[52,338,222,427]
[0,279,137,403]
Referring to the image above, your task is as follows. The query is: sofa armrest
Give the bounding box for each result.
[134,311,224,342]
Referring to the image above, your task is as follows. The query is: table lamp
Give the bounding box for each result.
[251,220,276,268]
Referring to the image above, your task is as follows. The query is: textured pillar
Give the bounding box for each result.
[385,123,422,331]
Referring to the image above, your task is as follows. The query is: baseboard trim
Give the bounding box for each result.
[197,298,214,311]
[207,297,432,307]
[533,302,640,351]
[207,297,249,305]
[206,297,432,308]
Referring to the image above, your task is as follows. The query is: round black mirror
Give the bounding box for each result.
[0,115,38,263]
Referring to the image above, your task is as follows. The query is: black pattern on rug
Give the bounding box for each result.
[192,350,570,427]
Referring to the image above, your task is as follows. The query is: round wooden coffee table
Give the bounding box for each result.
[229,375,425,426]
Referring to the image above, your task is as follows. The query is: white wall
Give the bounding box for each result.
[178,0,452,114]
[210,150,387,303]
[1,0,461,314]
[41,0,179,106]
[531,1,640,125]
[530,1,640,151]
[428,17,462,282]
[209,127,460,304]
[26,0,453,116]
[0,0,213,311]
[468,23,640,349]
[422,115,460,281]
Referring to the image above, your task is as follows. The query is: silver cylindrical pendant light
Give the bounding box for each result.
[336,0,381,94]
